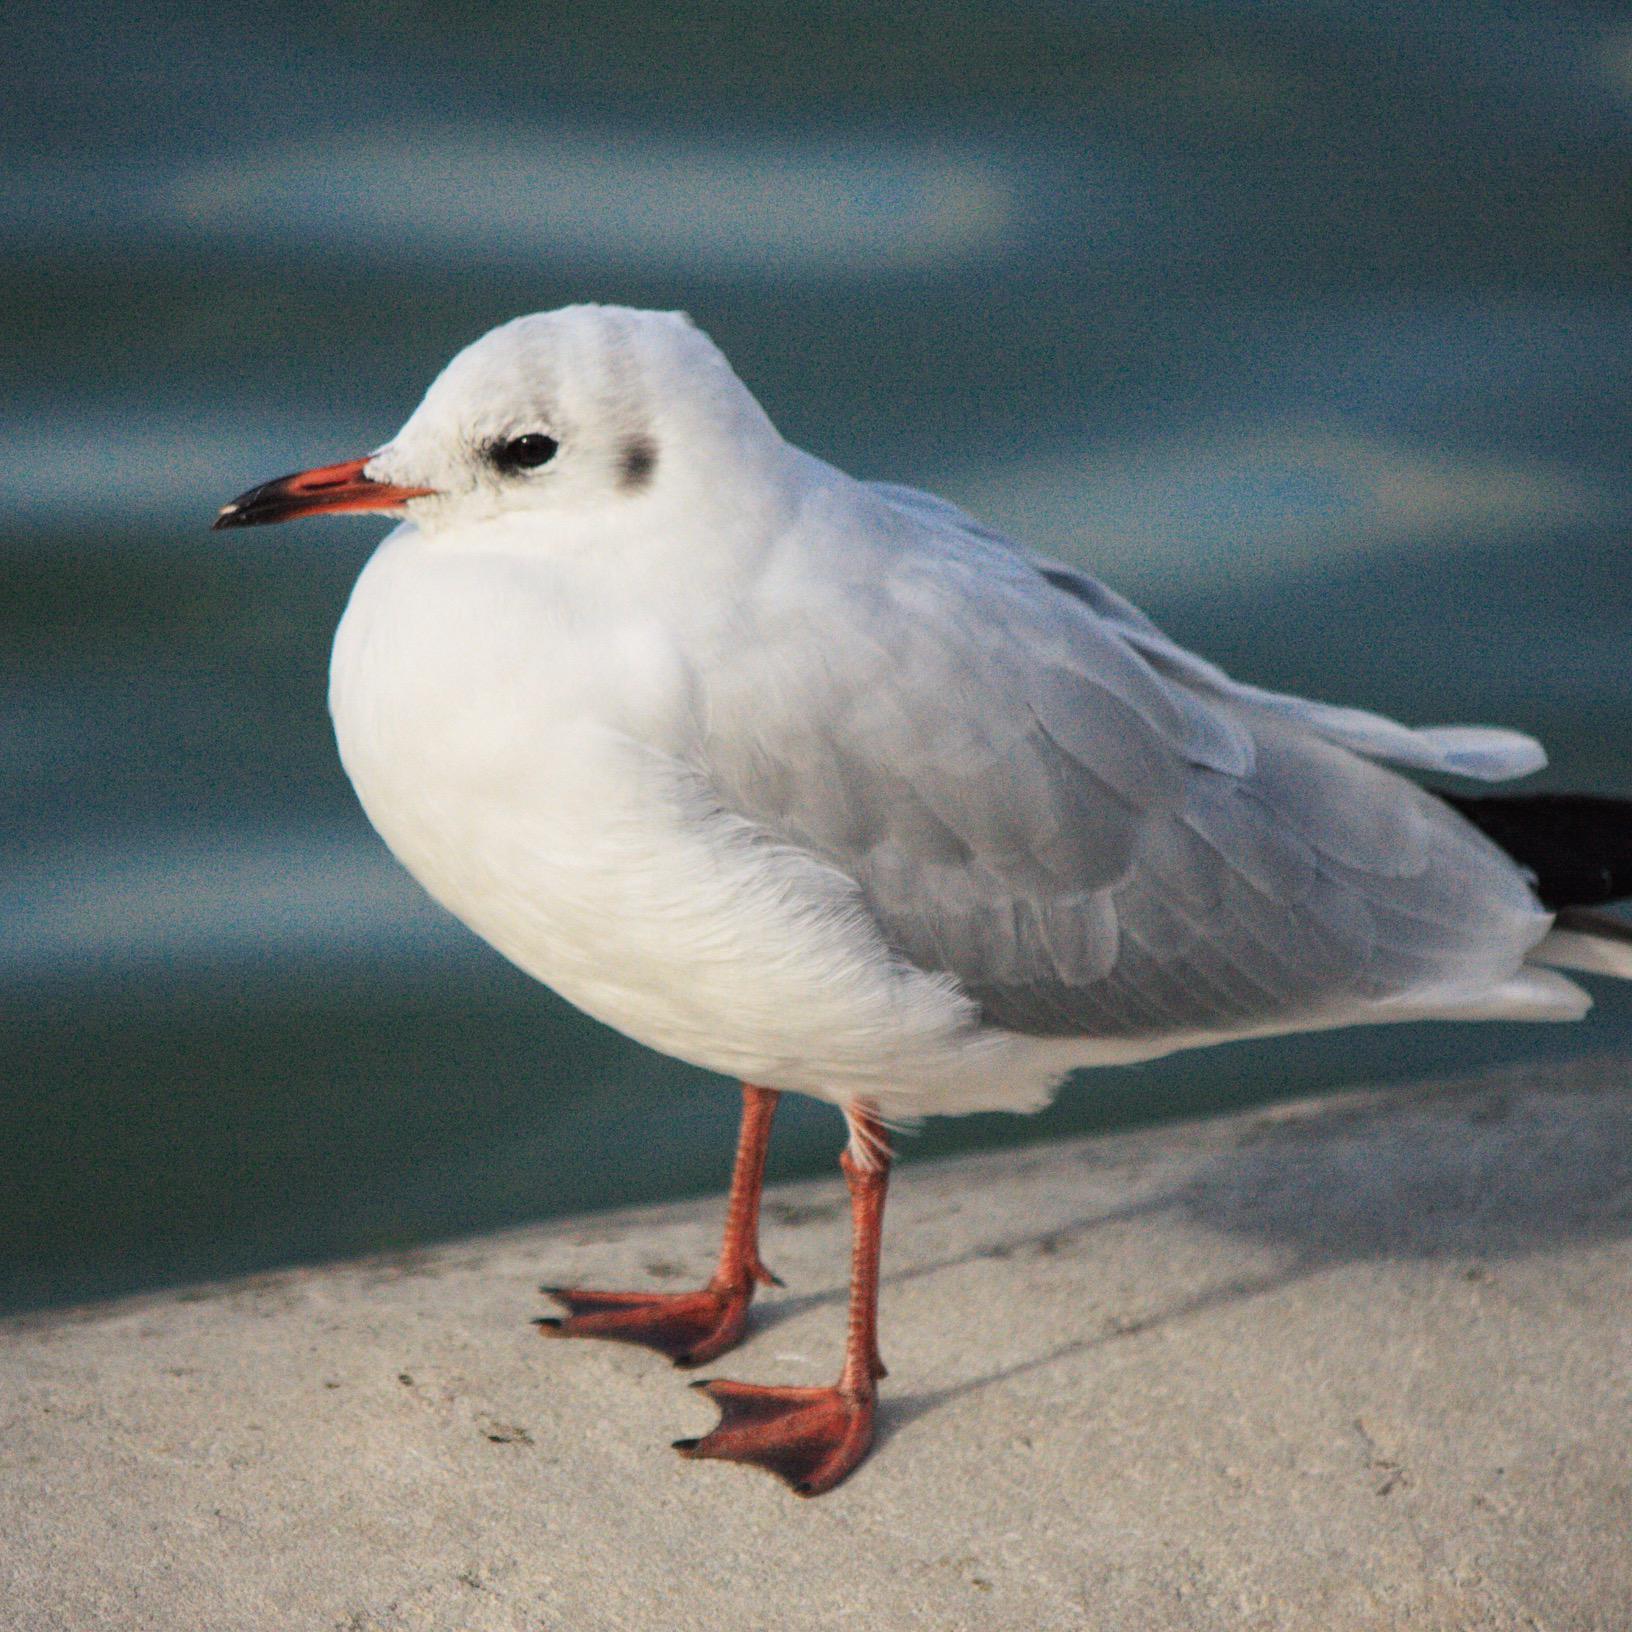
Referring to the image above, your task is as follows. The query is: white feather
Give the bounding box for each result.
[1531,926,1632,980]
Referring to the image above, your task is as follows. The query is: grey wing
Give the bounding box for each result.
[703,486,1549,1041]
[873,479,1548,782]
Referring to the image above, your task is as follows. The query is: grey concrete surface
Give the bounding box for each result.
[4,1057,1630,1631]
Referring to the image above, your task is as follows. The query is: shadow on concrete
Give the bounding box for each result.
[741,1059,1632,1439]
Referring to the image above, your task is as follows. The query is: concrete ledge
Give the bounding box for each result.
[5,1058,1631,1631]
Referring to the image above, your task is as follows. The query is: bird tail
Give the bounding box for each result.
[1531,908,1632,980]
[1444,792,1632,980]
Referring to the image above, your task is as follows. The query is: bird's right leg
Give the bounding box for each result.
[535,1082,781,1368]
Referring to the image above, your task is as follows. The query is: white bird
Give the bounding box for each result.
[217,304,1632,1495]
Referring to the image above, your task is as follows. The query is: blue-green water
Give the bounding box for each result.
[5,0,1632,1313]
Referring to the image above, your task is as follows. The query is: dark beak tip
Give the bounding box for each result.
[211,480,283,530]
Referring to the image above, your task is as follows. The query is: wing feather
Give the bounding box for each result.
[698,479,1549,1041]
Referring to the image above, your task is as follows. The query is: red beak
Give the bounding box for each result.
[213,456,436,530]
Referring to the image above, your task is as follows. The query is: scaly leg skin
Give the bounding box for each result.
[677,1102,891,1496]
[536,1083,781,1369]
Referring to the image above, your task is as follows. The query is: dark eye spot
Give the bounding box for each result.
[619,435,658,491]
[492,433,559,474]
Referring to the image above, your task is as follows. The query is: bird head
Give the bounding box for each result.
[214,305,783,537]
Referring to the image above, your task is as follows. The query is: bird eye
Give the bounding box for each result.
[492,433,559,473]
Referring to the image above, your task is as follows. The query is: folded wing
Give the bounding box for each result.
[700,481,1560,1043]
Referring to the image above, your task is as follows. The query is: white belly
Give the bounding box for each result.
[326,534,1015,1114]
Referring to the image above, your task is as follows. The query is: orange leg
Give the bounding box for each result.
[677,1102,891,1496]
[536,1083,781,1368]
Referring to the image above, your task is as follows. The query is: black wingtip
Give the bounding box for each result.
[1445,792,1632,908]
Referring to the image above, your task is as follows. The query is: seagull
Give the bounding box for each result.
[216,304,1632,1495]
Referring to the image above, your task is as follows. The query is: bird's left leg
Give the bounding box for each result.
[676,1101,891,1496]
[536,1082,781,1368]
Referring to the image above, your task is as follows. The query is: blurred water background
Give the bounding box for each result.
[4,0,1631,1313]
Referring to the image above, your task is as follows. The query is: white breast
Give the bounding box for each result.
[326,527,1017,1114]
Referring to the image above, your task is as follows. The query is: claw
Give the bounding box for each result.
[677,1378,876,1496]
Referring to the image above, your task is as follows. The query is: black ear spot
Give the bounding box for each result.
[619,436,658,492]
